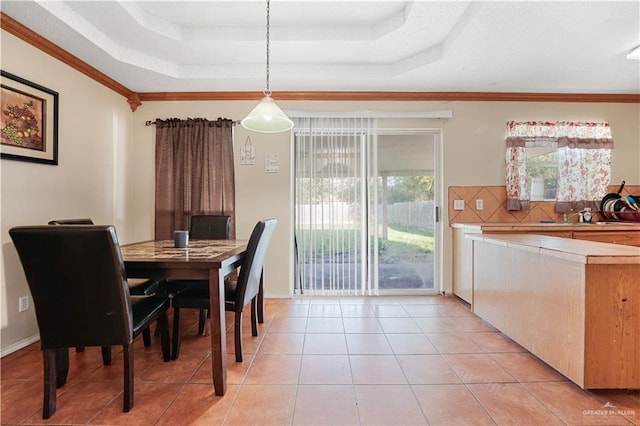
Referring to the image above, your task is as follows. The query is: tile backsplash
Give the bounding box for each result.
[448,185,640,224]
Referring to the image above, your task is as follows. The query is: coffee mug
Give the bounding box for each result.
[173,230,189,248]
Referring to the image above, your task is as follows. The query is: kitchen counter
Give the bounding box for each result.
[467,232,640,264]
[451,221,640,232]
[451,221,640,304]
[469,233,640,389]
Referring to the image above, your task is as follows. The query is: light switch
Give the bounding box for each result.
[453,200,465,210]
[476,199,484,210]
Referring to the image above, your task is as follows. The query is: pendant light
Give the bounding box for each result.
[241,0,294,133]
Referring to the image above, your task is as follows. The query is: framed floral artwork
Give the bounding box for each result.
[1,70,59,165]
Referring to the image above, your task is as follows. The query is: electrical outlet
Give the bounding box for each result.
[476,199,484,210]
[453,200,465,210]
[19,296,29,312]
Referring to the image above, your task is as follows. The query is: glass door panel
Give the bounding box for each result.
[374,132,438,293]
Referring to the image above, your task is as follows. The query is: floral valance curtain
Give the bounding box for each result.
[155,118,235,239]
[506,121,613,212]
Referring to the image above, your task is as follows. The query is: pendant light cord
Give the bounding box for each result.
[264,0,271,96]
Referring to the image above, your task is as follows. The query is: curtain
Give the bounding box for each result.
[505,144,529,211]
[154,118,235,239]
[293,117,377,295]
[556,144,612,213]
[505,121,613,212]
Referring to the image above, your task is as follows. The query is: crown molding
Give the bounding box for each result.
[3,12,639,112]
[138,91,640,103]
[0,13,141,108]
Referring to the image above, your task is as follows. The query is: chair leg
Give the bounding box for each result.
[101,346,112,366]
[142,327,151,348]
[123,344,134,412]
[234,311,243,363]
[55,348,69,388]
[171,308,181,360]
[257,271,265,324]
[251,298,258,337]
[198,309,207,335]
[42,348,57,419]
[157,311,171,362]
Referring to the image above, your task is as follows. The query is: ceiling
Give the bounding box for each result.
[2,0,639,94]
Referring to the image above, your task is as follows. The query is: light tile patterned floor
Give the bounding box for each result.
[2,296,639,425]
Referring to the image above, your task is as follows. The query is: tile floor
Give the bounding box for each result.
[2,295,639,425]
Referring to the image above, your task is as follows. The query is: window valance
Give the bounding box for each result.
[506,121,614,149]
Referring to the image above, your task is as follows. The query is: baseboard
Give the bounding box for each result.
[264,292,292,299]
[1,334,40,358]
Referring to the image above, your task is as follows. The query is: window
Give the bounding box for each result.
[526,145,558,201]
[505,121,613,212]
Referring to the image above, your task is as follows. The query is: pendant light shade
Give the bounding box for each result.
[241,0,293,134]
[241,95,293,133]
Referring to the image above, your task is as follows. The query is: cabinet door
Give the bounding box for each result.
[573,231,640,246]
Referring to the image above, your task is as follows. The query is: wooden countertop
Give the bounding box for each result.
[466,233,640,264]
[451,222,640,232]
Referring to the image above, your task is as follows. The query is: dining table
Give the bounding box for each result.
[120,238,249,396]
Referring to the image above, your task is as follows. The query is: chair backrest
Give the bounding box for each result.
[234,219,277,308]
[190,215,231,240]
[48,218,94,225]
[9,225,134,349]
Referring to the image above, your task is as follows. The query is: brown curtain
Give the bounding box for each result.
[154,118,235,239]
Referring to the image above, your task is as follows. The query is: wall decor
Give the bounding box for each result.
[1,70,59,165]
[240,136,256,165]
[265,153,279,173]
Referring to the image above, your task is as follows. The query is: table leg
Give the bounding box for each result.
[209,268,228,396]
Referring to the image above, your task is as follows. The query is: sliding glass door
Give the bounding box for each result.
[293,118,439,295]
[375,131,438,294]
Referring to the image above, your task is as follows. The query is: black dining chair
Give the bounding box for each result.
[190,214,232,240]
[9,225,171,419]
[168,215,232,335]
[48,218,163,354]
[48,219,163,295]
[171,218,277,362]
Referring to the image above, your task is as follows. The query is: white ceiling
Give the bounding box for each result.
[2,0,639,94]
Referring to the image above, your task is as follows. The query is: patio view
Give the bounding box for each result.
[293,120,438,295]
[295,194,435,294]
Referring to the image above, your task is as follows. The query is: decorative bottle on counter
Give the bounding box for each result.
[583,208,592,223]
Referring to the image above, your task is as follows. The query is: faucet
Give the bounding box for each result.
[563,209,591,223]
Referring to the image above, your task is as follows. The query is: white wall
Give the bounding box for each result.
[1,33,136,354]
[2,28,639,355]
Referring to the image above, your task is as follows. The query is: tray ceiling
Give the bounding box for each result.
[2,0,639,94]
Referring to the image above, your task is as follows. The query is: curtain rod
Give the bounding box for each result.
[145,118,238,126]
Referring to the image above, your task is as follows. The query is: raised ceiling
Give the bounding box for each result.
[2,0,639,94]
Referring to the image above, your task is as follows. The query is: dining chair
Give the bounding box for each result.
[171,218,277,362]
[190,214,232,240]
[168,214,232,335]
[48,218,163,353]
[9,225,171,419]
[48,219,162,293]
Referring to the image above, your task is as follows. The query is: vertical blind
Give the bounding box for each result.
[293,117,378,295]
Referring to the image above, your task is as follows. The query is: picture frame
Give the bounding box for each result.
[1,70,59,165]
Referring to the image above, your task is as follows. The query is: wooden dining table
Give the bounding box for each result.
[120,238,248,396]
